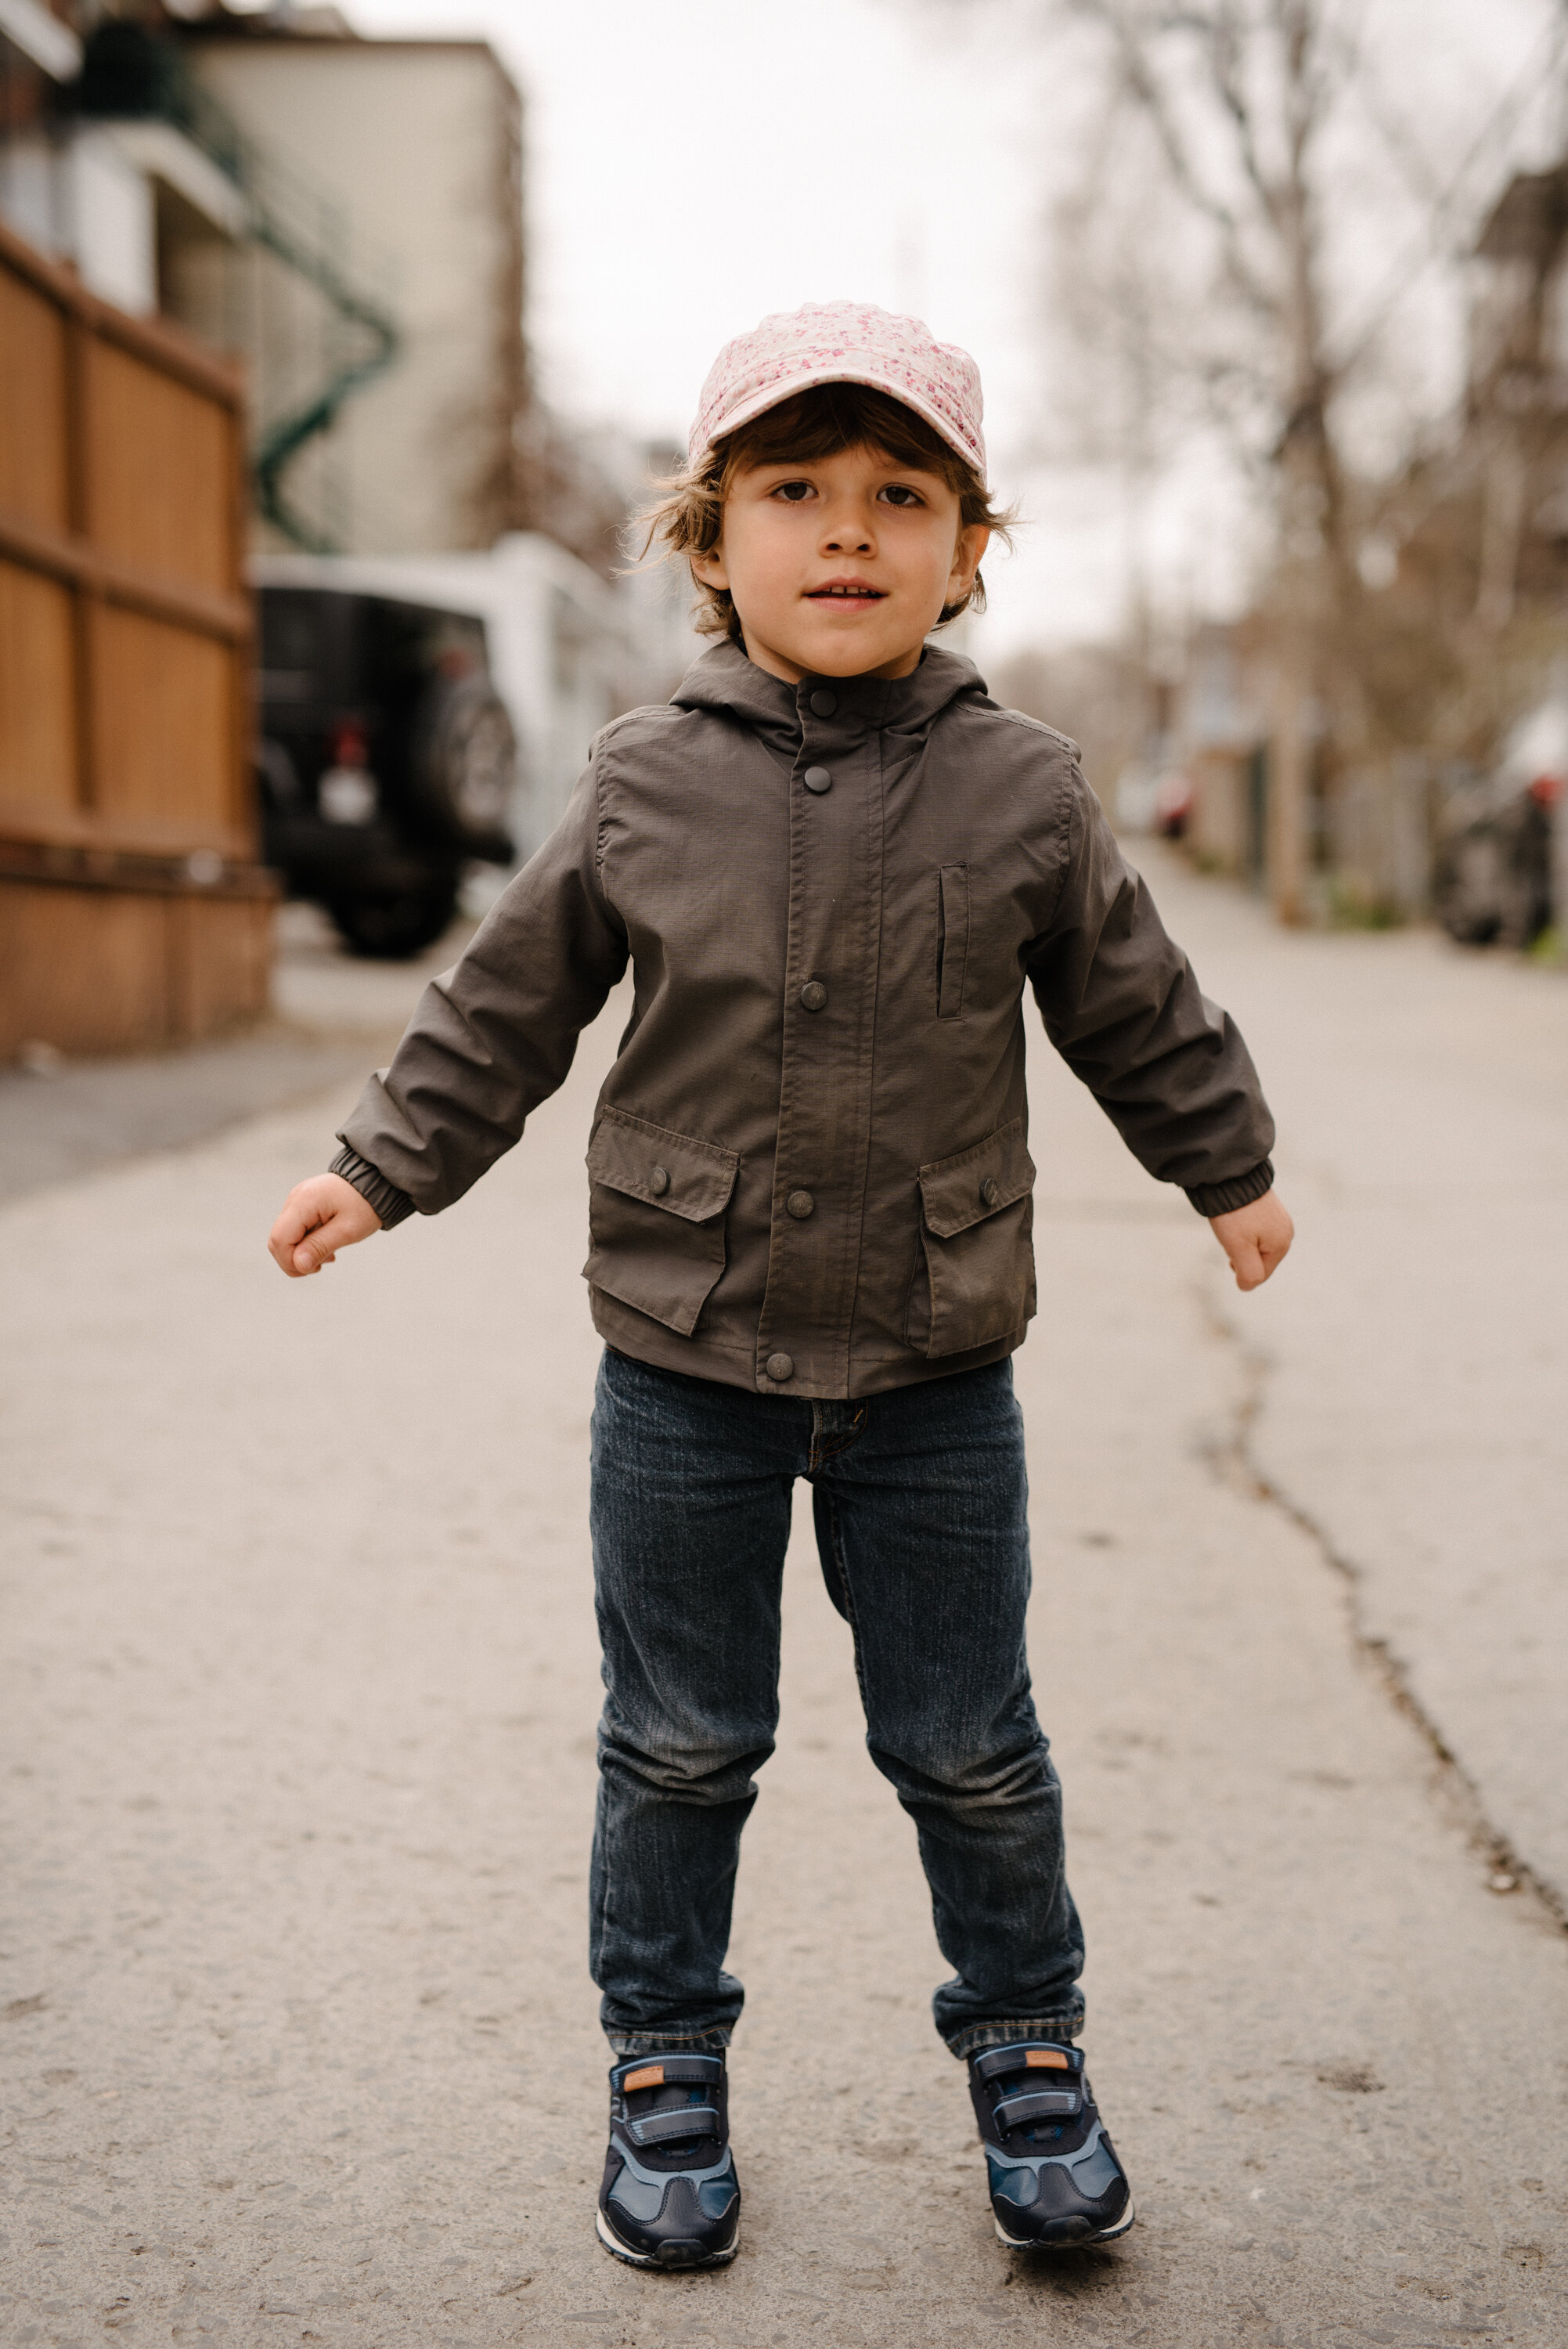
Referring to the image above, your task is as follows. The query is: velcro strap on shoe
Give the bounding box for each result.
[993,2087,1084,2130]
[618,2055,725,2094]
[626,2103,722,2148]
[971,2044,1080,2084]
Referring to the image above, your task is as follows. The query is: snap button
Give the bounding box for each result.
[765,1352,795,1382]
[802,766,832,794]
[809,689,838,717]
[649,1165,670,1196]
[785,1189,815,1220]
[798,980,828,1012]
[980,1175,1000,1209]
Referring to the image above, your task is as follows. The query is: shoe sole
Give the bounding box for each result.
[995,2195,1136,2251]
[595,2208,740,2271]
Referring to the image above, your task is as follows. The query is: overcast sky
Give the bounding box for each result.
[353,0,1555,662]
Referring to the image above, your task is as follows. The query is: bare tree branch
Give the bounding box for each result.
[1327,8,1568,377]
[1199,1,1283,233]
[1064,0,1281,321]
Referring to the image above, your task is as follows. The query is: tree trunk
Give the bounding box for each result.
[1268,594,1314,922]
[1474,428,1528,633]
[1267,44,1336,926]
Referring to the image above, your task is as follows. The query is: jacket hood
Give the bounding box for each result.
[669,639,988,762]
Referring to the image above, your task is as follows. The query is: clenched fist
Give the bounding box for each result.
[268,1173,382,1278]
[1209,1189,1294,1292]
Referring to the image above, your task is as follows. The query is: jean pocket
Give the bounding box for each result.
[906,1119,1036,1357]
[585,1106,740,1337]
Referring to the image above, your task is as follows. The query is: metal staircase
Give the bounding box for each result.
[77,21,399,552]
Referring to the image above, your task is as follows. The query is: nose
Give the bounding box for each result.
[820,497,875,555]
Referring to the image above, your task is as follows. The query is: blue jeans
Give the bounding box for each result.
[588,1347,1085,2060]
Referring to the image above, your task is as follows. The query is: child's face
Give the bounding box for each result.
[691,441,989,683]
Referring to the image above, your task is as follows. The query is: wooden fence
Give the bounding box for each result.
[0,214,274,1062]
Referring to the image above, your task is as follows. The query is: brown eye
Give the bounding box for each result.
[880,484,922,507]
[773,480,814,503]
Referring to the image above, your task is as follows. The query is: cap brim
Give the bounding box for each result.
[699,366,986,487]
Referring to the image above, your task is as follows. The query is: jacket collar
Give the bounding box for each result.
[669,638,986,755]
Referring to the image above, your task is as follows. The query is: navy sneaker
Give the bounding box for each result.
[968,2041,1134,2248]
[596,2051,740,2269]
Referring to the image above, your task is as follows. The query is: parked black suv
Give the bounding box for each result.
[258,586,517,957]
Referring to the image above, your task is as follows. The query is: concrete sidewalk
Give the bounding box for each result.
[1141,850,1568,1914]
[2,864,1565,2347]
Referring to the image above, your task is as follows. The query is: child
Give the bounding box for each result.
[268,302,1292,2271]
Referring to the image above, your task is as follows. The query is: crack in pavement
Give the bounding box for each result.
[1196,1276,1568,1942]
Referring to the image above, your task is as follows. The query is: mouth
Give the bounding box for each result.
[805,579,887,604]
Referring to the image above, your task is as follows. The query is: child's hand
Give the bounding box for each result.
[1209,1190,1293,1291]
[268,1174,382,1278]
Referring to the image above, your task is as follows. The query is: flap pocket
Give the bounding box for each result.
[587,1106,739,1223]
[585,1108,740,1339]
[907,1120,1037,1359]
[917,1120,1036,1238]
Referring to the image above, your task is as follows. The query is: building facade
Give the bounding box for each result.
[2,5,531,560]
[180,25,527,557]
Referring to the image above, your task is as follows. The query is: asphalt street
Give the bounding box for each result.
[3,850,1565,2348]
[0,907,478,1211]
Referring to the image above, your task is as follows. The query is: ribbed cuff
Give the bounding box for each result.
[1185,1156,1275,1219]
[329,1145,416,1230]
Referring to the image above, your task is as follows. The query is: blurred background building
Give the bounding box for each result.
[0,0,690,1054]
[3,0,1567,1066]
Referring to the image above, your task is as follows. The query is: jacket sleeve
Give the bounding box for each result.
[1026,769,1276,1214]
[334,756,629,1216]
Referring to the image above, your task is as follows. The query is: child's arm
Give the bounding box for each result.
[265,753,627,1274]
[1028,773,1292,1287]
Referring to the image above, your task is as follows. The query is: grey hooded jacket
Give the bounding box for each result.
[332,642,1274,1400]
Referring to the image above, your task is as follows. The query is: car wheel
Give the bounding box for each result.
[413,672,517,839]
[326,872,460,959]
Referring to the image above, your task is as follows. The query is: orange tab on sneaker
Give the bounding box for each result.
[623,2062,665,2092]
[1025,2048,1070,2069]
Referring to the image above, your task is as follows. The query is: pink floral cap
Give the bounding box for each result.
[690,300,987,486]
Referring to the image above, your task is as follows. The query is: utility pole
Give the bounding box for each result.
[1268,404,1328,926]
[1267,46,1335,929]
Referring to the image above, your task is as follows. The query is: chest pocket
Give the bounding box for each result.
[585,1106,740,1337]
[907,1120,1036,1358]
[937,863,969,1019]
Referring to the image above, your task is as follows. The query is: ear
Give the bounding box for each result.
[948,522,989,602]
[690,542,730,591]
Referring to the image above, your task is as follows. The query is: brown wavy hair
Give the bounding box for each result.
[637,383,1014,643]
